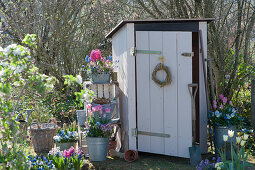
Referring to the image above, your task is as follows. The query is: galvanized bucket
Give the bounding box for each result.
[214,126,237,157]
[91,73,110,84]
[77,110,86,126]
[87,137,109,161]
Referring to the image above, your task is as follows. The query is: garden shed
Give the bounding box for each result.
[106,19,214,158]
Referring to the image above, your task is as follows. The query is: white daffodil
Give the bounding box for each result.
[223,135,228,142]
[76,75,82,84]
[240,140,246,146]
[236,136,241,144]
[228,130,234,138]
[243,134,249,140]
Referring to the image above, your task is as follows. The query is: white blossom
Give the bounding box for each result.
[4,44,17,55]
[0,70,5,77]
[76,75,82,84]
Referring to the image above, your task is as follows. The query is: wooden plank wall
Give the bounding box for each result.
[199,22,208,154]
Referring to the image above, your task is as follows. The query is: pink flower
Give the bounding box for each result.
[105,108,111,113]
[103,114,106,118]
[64,146,75,158]
[99,110,103,114]
[222,97,227,104]
[97,105,103,111]
[213,100,217,105]
[87,104,92,109]
[88,110,93,116]
[213,104,217,109]
[92,107,97,112]
[219,94,224,100]
[220,105,223,109]
[90,49,102,62]
[229,101,233,105]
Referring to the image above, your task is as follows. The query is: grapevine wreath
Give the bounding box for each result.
[152,63,172,87]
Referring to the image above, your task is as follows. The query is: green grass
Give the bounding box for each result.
[83,152,196,170]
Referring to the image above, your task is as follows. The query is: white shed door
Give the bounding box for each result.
[136,31,192,158]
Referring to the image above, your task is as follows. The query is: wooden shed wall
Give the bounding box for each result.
[112,23,135,151]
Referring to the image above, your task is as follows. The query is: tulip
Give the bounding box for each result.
[228,130,234,138]
[223,135,228,142]
[236,136,241,144]
[240,140,246,146]
[243,134,249,140]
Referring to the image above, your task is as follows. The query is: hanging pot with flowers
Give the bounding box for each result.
[84,49,113,84]
[208,94,243,154]
[84,104,113,161]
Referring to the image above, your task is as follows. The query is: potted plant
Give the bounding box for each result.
[84,104,113,161]
[84,49,113,84]
[208,94,242,154]
[53,122,78,151]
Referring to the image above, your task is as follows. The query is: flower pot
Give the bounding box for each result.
[214,126,237,158]
[56,142,76,151]
[86,137,109,161]
[77,110,86,126]
[124,150,138,162]
[91,101,116,120]
[91,73,110,84]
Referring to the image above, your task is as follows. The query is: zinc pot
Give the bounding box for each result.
[91,73,110,84]
[77,110,86,126]
[86,137,109,161]
[214,126,237,158]
[56,142,76,151]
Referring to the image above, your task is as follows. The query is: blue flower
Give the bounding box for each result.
[231,113,235,118]
[61,130,65,135]
[64,135,69,139]
[226,114,231,119]
[215,111,221,117]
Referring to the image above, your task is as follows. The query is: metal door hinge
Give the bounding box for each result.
[131,128,170,138]
[181,52,194,57]
[130,47,161,56]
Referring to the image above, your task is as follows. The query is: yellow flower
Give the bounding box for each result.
[236,136,241,144]
[243,134,249,141]
[228,130,234,138]
[223,135,228,142]
[240,140,246,146]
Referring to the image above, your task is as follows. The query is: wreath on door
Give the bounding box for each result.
[152,63,172,87]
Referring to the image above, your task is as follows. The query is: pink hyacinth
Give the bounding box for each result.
[105,107,111,113]
[213,104,217,109]
[222,97,227,104]
[87,104,92,109]
[213,100,217,105]
[219,94,224,100]
[229,101,233,105]
[90,49,102,62]
[220,105,223,109]
[64,146,75,158]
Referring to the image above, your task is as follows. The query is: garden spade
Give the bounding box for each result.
[188,83,201,166]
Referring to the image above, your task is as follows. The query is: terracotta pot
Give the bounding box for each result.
[124,150,138,162]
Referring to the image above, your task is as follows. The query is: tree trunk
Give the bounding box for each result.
[251,79,255,129]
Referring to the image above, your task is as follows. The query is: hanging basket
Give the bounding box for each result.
[91,72,111,84]
[30,119,56,153]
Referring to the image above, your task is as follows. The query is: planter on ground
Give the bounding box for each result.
[86,137,109,161]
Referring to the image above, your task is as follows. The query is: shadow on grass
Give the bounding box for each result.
[82,152,196,170]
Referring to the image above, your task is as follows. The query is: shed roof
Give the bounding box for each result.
[106,18,214,38]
